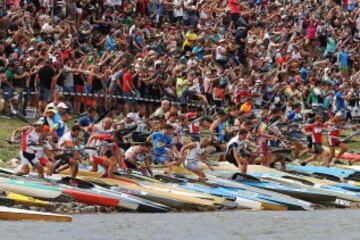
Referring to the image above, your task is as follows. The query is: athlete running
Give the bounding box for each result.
[11,119,52,178]
[180,137,213,182]
[326,113,348,164]
[226,129,253,173]
[148,123,179,166]
[301,115,329,166]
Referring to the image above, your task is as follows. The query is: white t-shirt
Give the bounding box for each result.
[185,142,205,163]
[173,0,184,17]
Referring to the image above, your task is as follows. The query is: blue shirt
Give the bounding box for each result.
[335,91,345,110]
[299,67,308,82]
[79,116,96,127]
[150,131,173,156]
[338,51,349,67]
[287,111,302,122]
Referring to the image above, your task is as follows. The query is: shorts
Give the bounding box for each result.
[307,135,313,149]
[93,156,105,165]
[39,158,49,166]
[39,87,52,102]
[329,138,341,148]
[225,149,251,166]
[21,151,39,166]
[313,143,324,155]
[152,154,169,165]
[184,160,199,172]
[124,159,137,170]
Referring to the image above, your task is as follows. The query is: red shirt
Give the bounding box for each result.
[328,124,341,139]
[122,71,133,93]
[305,123,325,144]
[228,0,240,14]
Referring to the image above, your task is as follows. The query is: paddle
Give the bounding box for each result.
[66,113,88,122]
[11,109,33,126]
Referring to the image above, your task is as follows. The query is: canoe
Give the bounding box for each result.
[0,177,69,201]
[0,206,71,222]
[2,192,50,206]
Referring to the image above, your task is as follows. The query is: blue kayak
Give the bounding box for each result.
[287,165,360,191]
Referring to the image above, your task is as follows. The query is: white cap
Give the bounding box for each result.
[57,102,68,109]
[126,112,136,120]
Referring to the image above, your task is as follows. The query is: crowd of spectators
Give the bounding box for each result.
[0,0,359,120]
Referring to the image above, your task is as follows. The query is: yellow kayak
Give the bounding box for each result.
[4,192,50,207]
[0,206,72,222]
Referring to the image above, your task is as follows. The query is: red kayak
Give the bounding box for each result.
[63,189,119,207]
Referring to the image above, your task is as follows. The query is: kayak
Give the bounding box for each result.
[247,165,360,204]
[286,165,360,182]
[55,176,171,213]
[0,206,71,222]
[155,174,283,210]
[62,188,119,207]
[160,165,313,210]
[322,147,360,161]
[0,177,69,201]
[172,172,313,210]
[88,178,218,209]
[228,173,336,204]
[1,192,50,206]
[110,174,231,207]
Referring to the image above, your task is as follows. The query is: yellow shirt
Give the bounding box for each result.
[183,32,198,49]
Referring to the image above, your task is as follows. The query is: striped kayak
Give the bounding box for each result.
[0,206,72,222]
[0,177,68,201]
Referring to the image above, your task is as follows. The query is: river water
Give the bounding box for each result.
[1,209,359,240]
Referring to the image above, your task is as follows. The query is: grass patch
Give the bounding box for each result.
[0,118,27,166]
